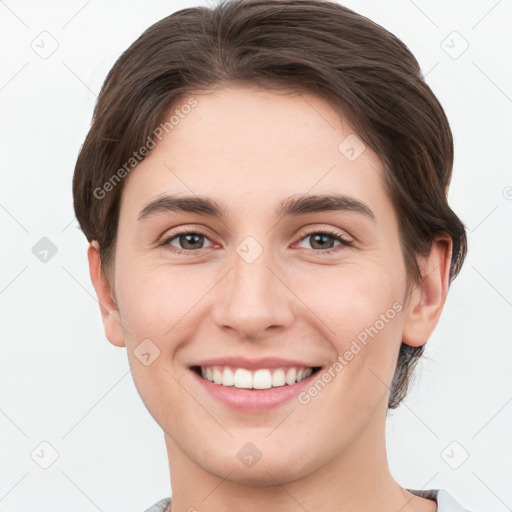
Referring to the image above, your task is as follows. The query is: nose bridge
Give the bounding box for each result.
[213,235,294,340]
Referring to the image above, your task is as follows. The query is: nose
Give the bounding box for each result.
[212,246,295,341]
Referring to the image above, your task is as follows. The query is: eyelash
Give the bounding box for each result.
[161,228,354,256]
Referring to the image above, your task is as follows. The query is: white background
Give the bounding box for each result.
[0,0,511,511]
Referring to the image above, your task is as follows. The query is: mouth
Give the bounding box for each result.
[188,356,325,410]
[190,364,322,390]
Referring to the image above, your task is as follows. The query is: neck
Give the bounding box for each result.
[163,407,435,512]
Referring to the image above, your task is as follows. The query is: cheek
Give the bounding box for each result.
[117,251,406,356]
[300,261,404,334]
[116,265,198,418]
[115,261,210,343]
[300,264,405,385]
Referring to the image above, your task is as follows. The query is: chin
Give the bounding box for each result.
[193,440,321,487]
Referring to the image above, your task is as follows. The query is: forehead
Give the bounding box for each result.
[120,84,389,220]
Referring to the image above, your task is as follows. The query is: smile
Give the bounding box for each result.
[189,356,324,410]
[193,365,321,389]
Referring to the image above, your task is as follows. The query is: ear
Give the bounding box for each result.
[87,241,126,347]
[402,235,453,347]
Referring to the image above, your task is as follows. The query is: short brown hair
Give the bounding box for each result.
[72,0,468,409]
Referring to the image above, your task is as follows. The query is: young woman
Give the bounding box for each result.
[72,1,471,511]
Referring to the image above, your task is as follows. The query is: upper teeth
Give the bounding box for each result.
[200,366,313,389]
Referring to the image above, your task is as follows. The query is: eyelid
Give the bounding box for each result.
[294,224,353,243]
[159,224,216,243]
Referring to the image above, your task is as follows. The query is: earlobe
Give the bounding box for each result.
[87,241,126,348]
[401,236,453,347]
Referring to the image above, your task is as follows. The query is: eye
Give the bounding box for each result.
[161,227,353,256]
[295,229,353,255]
[162,230,214,254]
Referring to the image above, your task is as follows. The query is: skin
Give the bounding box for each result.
[88,84,452,512]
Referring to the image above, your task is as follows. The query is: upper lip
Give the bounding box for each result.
[191,356,322,370]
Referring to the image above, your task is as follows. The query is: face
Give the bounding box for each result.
[99,84,420,485]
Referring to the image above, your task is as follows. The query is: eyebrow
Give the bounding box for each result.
[137,193,376,222]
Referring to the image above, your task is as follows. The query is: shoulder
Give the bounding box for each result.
[143,497,172,512]
[436,489,475,512]
[143,492,479,512]
[408,488,475,512]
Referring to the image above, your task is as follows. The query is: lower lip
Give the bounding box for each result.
[190,368,318,411]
